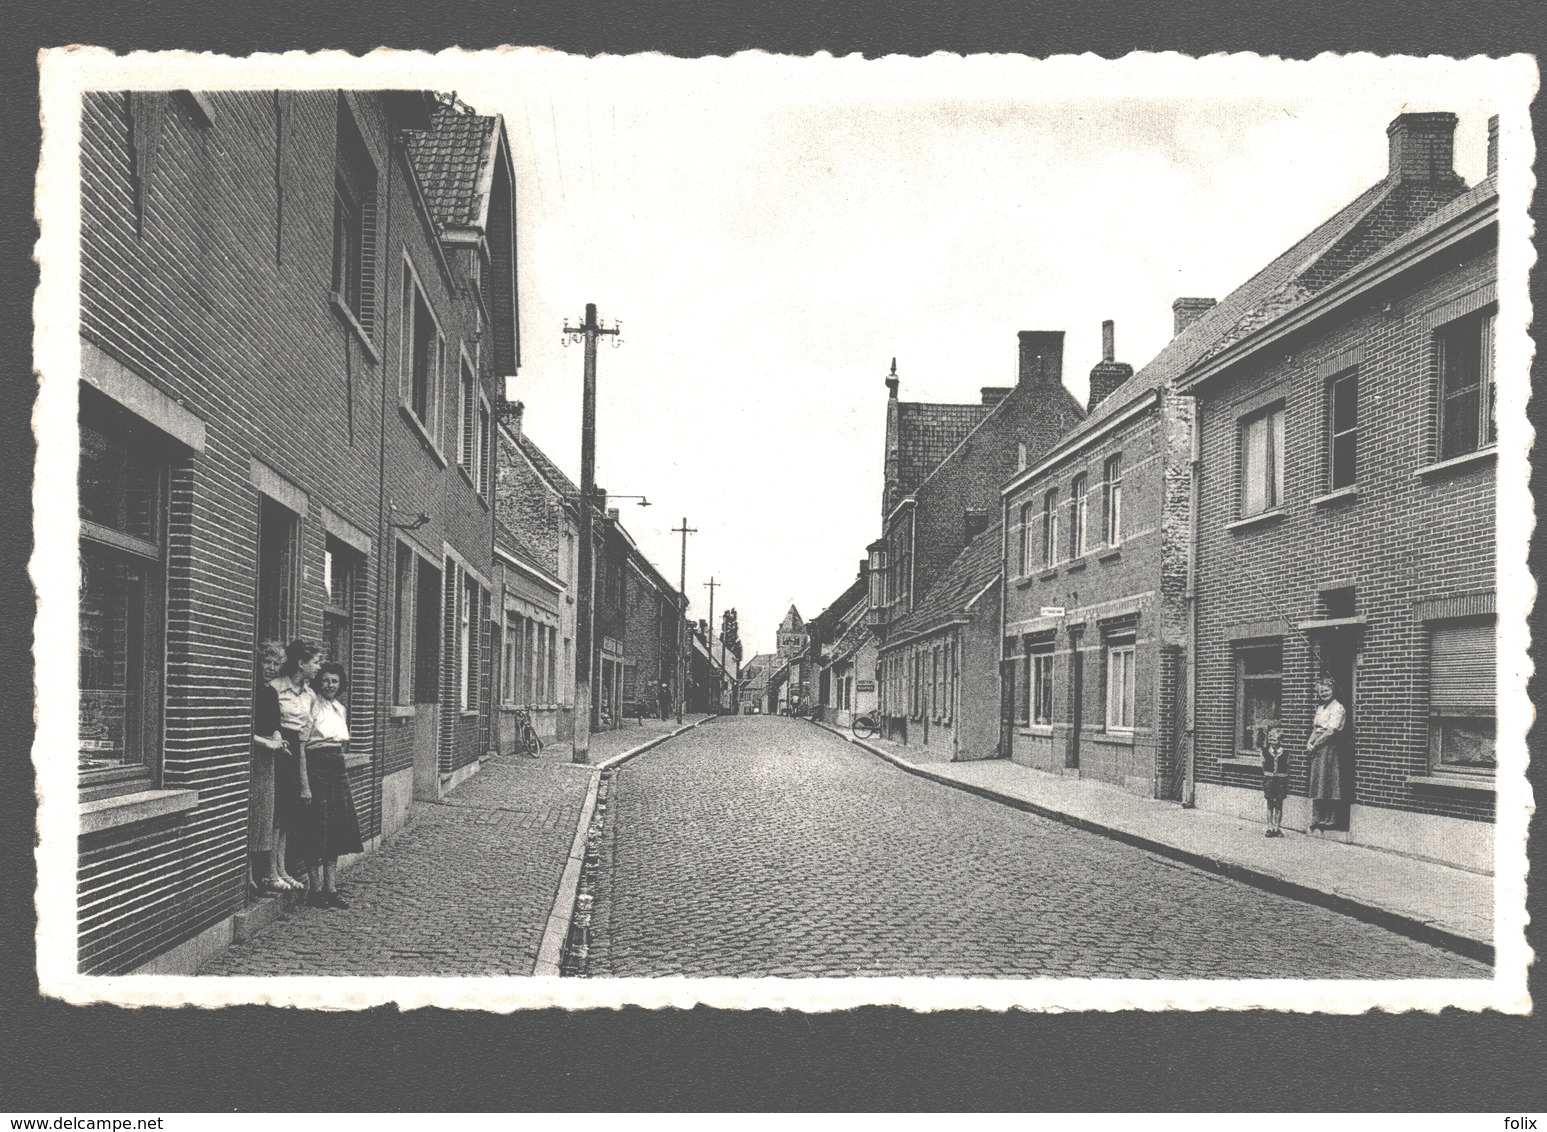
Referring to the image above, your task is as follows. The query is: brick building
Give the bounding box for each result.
[869,337,1086,745]
[623,543,685,719]
[738,653,778,713]
[809,571,868,725]
[77,89,517,973]
[1177,113,1498,871]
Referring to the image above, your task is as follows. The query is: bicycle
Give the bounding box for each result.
[513,707,543,758]
[851,711,880,741]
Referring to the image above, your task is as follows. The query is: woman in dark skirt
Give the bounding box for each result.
[299,661,363,909]
[270,639,322,890]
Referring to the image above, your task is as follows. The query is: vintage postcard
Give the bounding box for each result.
[32,47,1536,1012]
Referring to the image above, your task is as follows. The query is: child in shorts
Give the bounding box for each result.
[1260,723,1289,838]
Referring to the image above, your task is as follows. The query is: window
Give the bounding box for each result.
[1070,473,1088,558]
[1105,637,1136,732]
[1102,455,1123,546]
[256,496,300,646]
[322,537,359,683]
[332,103,377,332]
[1041,489,1060,567]
[1030,644,1055,726]
[1235,642,1282,751]
[1328,371,1359,489]
[1429,619,1496,774]
[78,393,167,788]
[547,625,558,703]
[931,646,941,719]
[401,261,443,438]
[457,572,477,711]
[1437,309,1497,460]
[392,544,416,706]
[1019,502,1034,575]
[458,353,476,473]
[1240,405,1286,516]
[502,615,518,704]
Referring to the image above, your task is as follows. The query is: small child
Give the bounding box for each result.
[1260,723,1289,838]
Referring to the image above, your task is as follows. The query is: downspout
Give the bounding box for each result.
[372,123,396,839]
[1182,396,1200,808]
[998,492,1011,760]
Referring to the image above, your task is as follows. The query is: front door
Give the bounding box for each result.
[1068,631,1084,770]
[998,658,1016,759]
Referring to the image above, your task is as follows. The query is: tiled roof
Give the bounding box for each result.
[886,521,1002,645]
[405,96,498,231]
[1065,172,1472,444]
[895,401,992,498]
[828,610,875,665]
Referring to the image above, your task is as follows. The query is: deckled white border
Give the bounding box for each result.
[33,47,1537,1013]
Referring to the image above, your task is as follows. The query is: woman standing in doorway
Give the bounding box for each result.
[270,639,322,889]
[1307,676,1347,831]
[298,661,363,908]
[251,640,290,895]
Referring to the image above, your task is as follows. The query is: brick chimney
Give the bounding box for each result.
[1087,319,1134,412]
[886,357,899,399]
[1386,112,1458,183]
[1487,115,1499,177]
[1016,331,1064,389]
[497,397,525,436]
[980,386,1012,408]
[1173,297,1217,337]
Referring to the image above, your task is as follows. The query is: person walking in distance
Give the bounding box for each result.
[1307,676,1347,831]
[657,681,671,722]
[1259,722,1289,838]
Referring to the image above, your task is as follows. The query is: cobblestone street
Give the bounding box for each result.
[586,716,1490,979]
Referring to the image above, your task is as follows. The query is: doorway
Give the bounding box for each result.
[1313,627,1359,832]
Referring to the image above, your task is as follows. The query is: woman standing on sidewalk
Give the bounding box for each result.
[270,639,322,889]
[298,661,363,909]
[1307,676,1347,831]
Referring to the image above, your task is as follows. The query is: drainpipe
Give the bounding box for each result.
[998,491,1011,760]
[1182,397,1200,808]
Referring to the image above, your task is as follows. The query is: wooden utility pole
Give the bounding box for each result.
[564,303,618,764]
[704,576,719,712]
[672,517,696,723]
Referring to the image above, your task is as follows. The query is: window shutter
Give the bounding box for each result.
[1430,620,1495,713]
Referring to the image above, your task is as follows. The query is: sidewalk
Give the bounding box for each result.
[202,715,714,976]
[814,720,1493,963]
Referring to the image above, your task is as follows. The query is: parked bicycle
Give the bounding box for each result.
[851,711,880,741]
[513,707,543,758]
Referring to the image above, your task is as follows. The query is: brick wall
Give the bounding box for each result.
[1192,243,1497,825]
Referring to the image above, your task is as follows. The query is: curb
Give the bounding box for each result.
[810,718,1492,965]
[532,715,716,976]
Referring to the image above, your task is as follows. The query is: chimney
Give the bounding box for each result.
[1487,115,1499,177]
[886,357,899,399]
[498,397,525,437]
[606,507,620,522]
[1087,319,1134,412]
[980,386,1012,408]
[1173,297,1217,337]
[1386,112,1458,183]
[1016,331,1064,389]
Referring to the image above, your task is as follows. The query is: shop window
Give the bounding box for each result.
[1235,642,1283,752]
[401,260,444,439]
[79,395,168,789]
[1436,308,1497,460]
[1429,618,1496,774]
[1327,370,1359,489]
[1070,473,1088,558]
[1031,645,1055,726]
[1102,454,1123,546]
[1241,404,1286,515]
[1042,488,1060,566]
[332,100,377,333]
[1104,636,1136,732]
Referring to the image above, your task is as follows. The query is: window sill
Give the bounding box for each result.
[1019,724,1054,738]
[1096,547,1122,564]
[79,788,199,835]
[1414,447,1496,480]
[1409,772,1495,794]
[343,752,372,771]
[1064,558,1088,573]
[1309,485,1359,507]
[330,294,382,366]
[399,405,448,468]
[1219,755,1264,770]
[390,705,416,719]
[1012,575,1035,589]
[1037,567,1059,581]
[1087,730,1135,747]
[461,709,480,718]
[1227,508,1288,533]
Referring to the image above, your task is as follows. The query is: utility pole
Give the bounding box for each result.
[564,303,619,764]
[704,576,719,712]
[672,517,696,723]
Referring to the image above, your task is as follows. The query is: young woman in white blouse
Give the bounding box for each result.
[299,661,364,908]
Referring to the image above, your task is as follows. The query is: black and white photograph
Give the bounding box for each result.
[30,47,1534,1014]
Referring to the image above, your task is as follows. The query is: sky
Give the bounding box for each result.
[451,56,1502,659]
